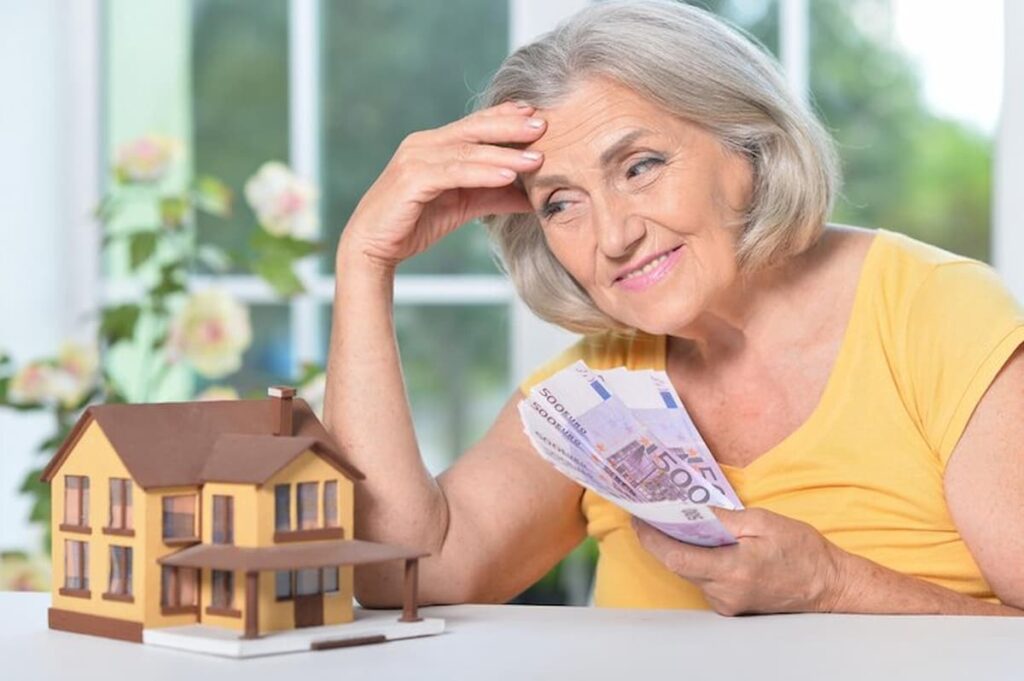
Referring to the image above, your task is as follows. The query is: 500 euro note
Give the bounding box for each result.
[598,367,742,510]
[523,361,737,547]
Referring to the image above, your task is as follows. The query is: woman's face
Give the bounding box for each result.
[520,77,754,336]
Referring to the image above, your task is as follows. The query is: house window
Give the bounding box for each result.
[323,480,338,528]
[64,539,89,591]
[297,482,318,530]
[322,567,339,593]
[162,495,197,540]
[211,570,234,609]
[108,478,132,530]
[295,568,320,596]
[275,570,291,599]
[274,484,290,531]
[212,495,234,544]
[63,475,89,528]
[107,546,133,597]
[275,568,338,600]
[161,566,198,608]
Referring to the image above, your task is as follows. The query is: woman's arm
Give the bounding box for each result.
[326,246,586,606]
[323,101,587,606]
[633,347,1024,615]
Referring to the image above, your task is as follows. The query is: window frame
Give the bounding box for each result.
[161,494,198,543]
[212,495,234,545]
[103,545,134,601]
[105,477,133,534]
[61,475,90,531]
[61,538,90,596]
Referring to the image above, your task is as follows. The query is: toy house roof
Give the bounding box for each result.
[40,398,365,488]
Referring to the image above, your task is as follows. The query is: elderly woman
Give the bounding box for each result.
[324,0,1024,615]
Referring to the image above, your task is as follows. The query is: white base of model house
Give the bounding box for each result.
[142,610,445,658]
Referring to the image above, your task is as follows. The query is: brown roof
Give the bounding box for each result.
[41,398,365,488]
[158,539,428,571]
[201,434,354,484]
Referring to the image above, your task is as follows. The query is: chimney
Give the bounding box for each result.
[268,386,296,436]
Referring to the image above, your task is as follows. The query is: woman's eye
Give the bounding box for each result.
[540,200,567,219]
[626,157,663,179]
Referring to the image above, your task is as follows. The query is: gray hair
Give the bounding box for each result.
[474,0,841,334]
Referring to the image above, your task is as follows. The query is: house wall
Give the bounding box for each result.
[198,481,256,631]
[144,483,203,629]
[50,421,145,623]
[258,450,356,633]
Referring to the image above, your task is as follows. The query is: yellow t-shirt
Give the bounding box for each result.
[520,229,1024,609]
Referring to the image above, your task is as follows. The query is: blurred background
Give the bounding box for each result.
[0,0,1020,604]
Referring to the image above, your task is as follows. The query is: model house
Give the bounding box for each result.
[41,386,428,645]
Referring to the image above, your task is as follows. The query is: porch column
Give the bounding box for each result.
[242,570,259,639]
[399,558,422,623]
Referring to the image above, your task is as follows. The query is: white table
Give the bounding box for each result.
[2,592,1020,680]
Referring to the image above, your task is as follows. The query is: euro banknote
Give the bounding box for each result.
[519,360,741,547]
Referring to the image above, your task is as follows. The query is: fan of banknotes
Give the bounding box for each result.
[518,360,743,547]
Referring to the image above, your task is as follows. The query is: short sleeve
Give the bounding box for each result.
[901,261,1024,466]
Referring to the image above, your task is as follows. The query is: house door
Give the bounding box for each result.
[294,568,324,627]
[294,593,323,628]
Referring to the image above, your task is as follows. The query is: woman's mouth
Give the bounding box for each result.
[614,245,684,291]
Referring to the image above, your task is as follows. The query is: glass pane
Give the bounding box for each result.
[192,0,289,270]
[109,480,124,529]
[809,0,999,260]
[322,0,510,274]
[162,495,197,538]
[694,0,779,55]
[64,477,81,526]
[297,482,318,530]
[275,570,292,599]
[275,484,291,531]
[212,570,233,608]
[181,568,199,606]
[325,304,511,473]
[323,480,338,528]
[296,568,320,596]
[213,495,234,544]
[322,567,339,593]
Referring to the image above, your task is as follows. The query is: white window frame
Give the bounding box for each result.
[85,0,1022,396]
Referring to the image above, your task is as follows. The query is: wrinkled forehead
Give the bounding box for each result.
[516,80,686,197]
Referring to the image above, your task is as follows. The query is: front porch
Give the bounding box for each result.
[159,539,429,639]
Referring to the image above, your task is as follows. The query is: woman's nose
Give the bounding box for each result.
[593,206,646,259]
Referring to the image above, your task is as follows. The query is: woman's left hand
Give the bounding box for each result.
[632,507,848,615]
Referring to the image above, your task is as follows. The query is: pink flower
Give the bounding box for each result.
[115,134,180,183]
[244,161,319,238]
[167,290,252,379]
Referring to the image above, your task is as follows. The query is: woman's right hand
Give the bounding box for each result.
[338,100,547,271]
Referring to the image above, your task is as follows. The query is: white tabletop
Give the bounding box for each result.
[2,592,1020,680]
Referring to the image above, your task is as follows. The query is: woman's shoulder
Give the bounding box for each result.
[829,224,1003,313]
[517,331,665,395]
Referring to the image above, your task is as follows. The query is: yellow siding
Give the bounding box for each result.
[143,484,202,629]
[255,450,356,633]
[50,421,145,624]
[52,432,357,637]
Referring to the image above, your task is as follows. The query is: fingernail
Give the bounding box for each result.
[514,100,532,109]
[526,118,546,129]
[499,169,516,179]
[521,151,542,161]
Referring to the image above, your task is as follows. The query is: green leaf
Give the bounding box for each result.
[194,176,233,218]
[253,255,305,297]
[250,229,321,259]
[128,231,158,271]
[160,195,189,229]
[100,304,141,345]
[197,244,232,273]
[151,262,186,300]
